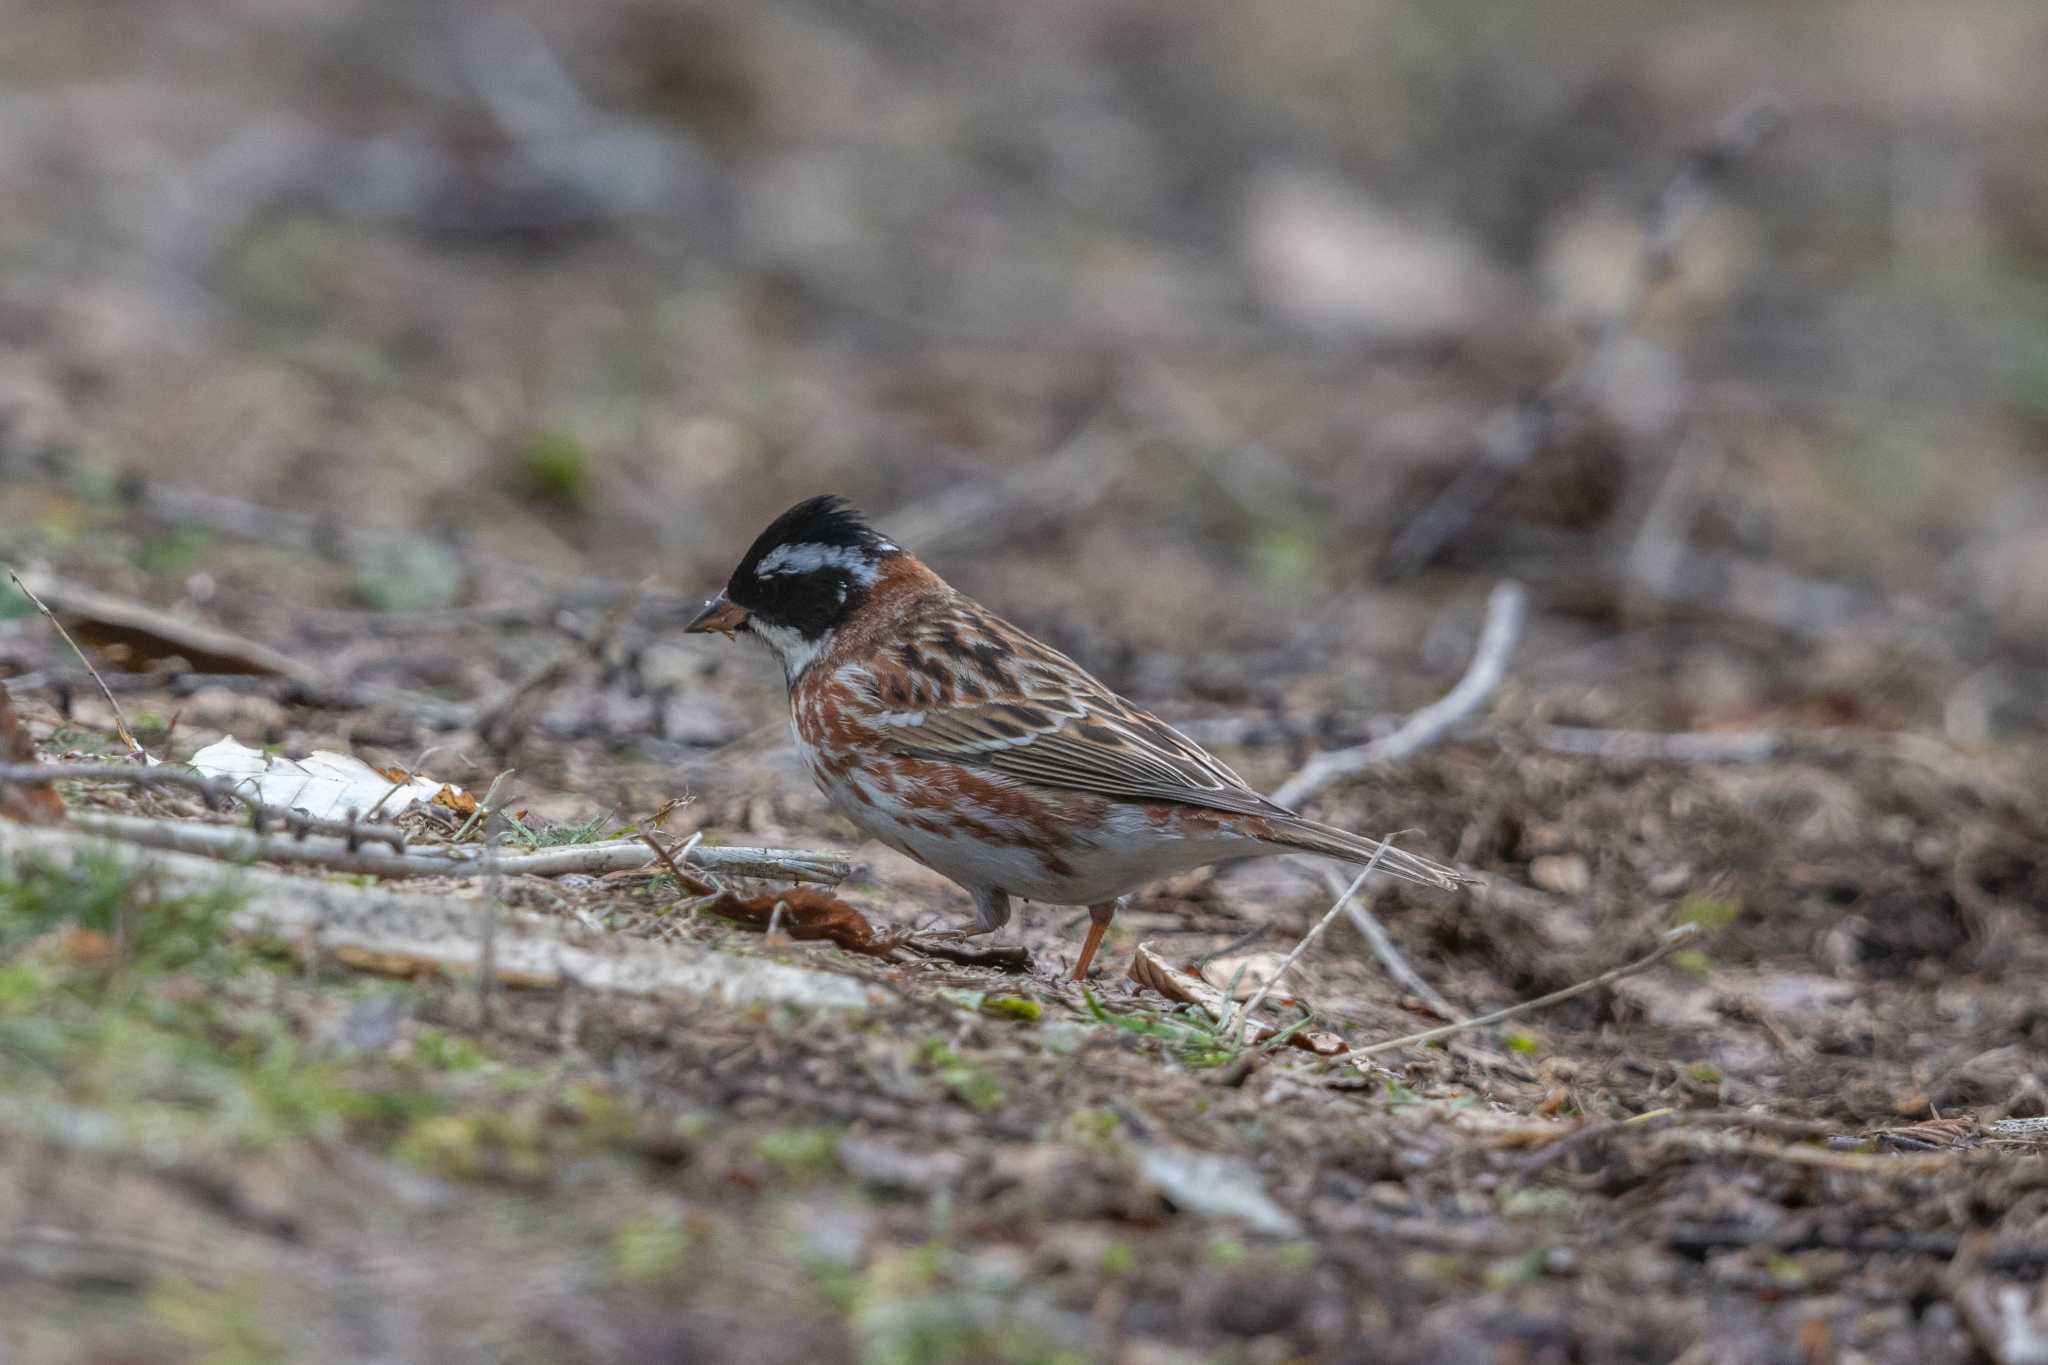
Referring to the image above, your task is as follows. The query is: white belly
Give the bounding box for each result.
[801,742,1258,905]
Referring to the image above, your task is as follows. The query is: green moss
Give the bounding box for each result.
[1203,1236,1247,1269]
[0,857,576,1171]
[0,851,241,972]
[1247,522,1325,585]
[610,1207,691,1286]
[510,426,598,509]
[1059,1107,1123,1150]
[1078,990,1241,1070]
[854,1246,1088,1365]
[754,1125,844,1178]
[1669,949,1715,980]
[983,994,1041,1022]
[1097,1240,1136,1279]
[1669,894,1741,935]
[1481,1248,1548,1291]
[505,810,631,848]
[410,1028,490,1072]
[147,1272,284,1365]
[133,526,220,576]
[914,1039,1007,1113]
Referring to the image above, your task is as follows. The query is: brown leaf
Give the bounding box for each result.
[0,689,65,825]
[702,888,899,958]
[430,784,478,815]
[18,570,325,682]
[1128,941,1348,1056]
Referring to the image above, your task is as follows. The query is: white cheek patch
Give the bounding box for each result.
[748,620,829,684]
[755,542,882,585]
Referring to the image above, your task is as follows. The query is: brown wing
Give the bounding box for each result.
[860,592,1468,890]
[884,692,1291,820]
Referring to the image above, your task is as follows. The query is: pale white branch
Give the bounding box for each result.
[1273,580,1526,810]
[64,812,848,885]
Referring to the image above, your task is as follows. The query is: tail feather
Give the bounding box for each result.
[1264,814,1476,891]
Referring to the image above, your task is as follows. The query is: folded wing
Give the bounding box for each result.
[879,695,1469,890]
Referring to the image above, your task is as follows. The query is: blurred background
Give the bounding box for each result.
[1,0,2043,718]
[4,4,2048,1361]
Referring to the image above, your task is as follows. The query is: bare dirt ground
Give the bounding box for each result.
[4,2,2048,1362]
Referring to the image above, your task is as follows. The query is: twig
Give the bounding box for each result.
[0,761,408,852]
[1380,94,1784,578]
[1516,1108,1844,1180]
[478,835,501,1027]
[62,812,848,883]
[901,936,1033,971]
[1234,838,1393,1045]
[1666,1223,2048,1275]
[1305,862,1460,1020]
[1273,581,1526,809]
[7,568,145,757]
[1337,923,1699,1064]
[1651,1127,1965,1178]
[640,830,718,898]
[451,769,517,843]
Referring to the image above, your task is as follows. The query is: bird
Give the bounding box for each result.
[685,495,1471,980]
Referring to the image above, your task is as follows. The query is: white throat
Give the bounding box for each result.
[749,620,830,686]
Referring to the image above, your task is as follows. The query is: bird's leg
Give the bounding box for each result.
[1070,900,1118,981]
[932,888,1012,940]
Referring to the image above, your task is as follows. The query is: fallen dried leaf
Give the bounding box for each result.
[702,887,900,958]
[1129,942,1347,1056]
[15,569,325,683]
[1200,950,1295,1002]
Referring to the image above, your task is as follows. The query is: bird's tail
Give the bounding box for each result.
[1263,814,1476,891]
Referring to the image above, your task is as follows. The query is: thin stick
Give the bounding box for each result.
[1306,862,1461,1020]
[451,768,517,843]
[1273,581,1527,809]
[0,762,408,851]
[478,835,500,1027]
[1337,923,1700,1064]
[640,830,718,898]
[1234,837,1393,1046]
[7,568,144,757]
[63,812,850,883]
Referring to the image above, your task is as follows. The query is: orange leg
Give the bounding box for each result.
[1070,900,1118,981]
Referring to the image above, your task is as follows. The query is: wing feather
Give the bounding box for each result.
[857,598,1471,892]
[884,696,1289,819]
